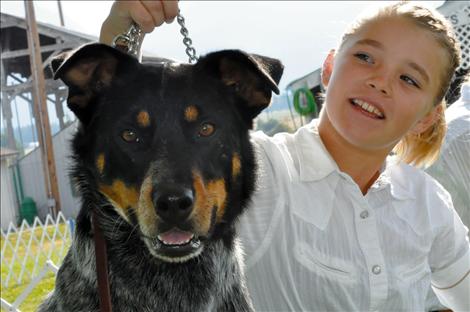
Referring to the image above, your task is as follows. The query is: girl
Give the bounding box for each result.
[100,1,469,311]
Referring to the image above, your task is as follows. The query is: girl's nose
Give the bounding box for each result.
[367,75,390,95]
[366,66,392,95]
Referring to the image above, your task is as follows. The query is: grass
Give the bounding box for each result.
[1,223,72,312]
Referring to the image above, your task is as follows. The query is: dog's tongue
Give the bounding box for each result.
[158,229,194,245]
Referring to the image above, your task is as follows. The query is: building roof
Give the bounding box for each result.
[1,12,174,62]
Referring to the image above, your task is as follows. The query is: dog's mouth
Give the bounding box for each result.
[144,228,203,263]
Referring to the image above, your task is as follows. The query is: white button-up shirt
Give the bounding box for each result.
[238,120,470,311]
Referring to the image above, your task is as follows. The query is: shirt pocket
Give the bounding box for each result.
[293,242,358,284]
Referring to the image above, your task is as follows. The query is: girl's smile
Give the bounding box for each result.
[349,98,385,119]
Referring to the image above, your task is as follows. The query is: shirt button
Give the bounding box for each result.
[372,265,381,275]
[360,210,369,219]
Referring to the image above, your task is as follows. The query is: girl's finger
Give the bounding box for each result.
[162,0,179,23]
[126,1,157,33]
[140,0,166,28]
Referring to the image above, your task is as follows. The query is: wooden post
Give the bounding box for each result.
[24,0,61,215]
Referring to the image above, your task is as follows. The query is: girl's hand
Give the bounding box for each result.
[100,1,179,45]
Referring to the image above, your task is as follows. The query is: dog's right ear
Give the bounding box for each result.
[51,43,138,124]
[196,50,283,122]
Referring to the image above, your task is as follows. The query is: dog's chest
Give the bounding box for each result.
[106,240,242,312]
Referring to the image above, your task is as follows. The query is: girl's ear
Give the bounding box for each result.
[410,103,443,135]
[321,49,335,87]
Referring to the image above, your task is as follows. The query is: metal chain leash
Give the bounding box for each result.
[112,11,198,64]
[176,12,198,63]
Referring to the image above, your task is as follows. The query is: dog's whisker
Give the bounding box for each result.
[110,219,125,239]
[125,223,140,243]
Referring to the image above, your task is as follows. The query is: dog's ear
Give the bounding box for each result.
[51,43,138,124]
[198,50,283,120]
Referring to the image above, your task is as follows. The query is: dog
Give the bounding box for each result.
[37,43,283,312]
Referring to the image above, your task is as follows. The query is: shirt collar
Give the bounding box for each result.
[294,120,339,182]
[294,120,415,201]
[461,82,470,102]
[368,157,416,201]
[387,157,417,201]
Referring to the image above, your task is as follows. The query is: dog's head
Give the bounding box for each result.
[52,43,283,263]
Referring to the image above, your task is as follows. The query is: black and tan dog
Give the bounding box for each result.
[38,43,282,312]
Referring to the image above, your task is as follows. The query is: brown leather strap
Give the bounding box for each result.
[92,209,113,312]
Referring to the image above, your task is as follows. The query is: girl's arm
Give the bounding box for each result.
[432,245,470,311]
[430,197,470,311]
[432,258,470,312]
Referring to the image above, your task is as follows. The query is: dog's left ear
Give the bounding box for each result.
[198,50,284,119]
[50,43,138,124]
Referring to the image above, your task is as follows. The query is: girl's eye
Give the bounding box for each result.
[400,75,420,88]
[198,123,216,137]
[354,52,374,64]
[121,129,140,143]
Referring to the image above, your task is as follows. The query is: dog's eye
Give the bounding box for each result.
[198,123,215,137]
[121,129,140,143]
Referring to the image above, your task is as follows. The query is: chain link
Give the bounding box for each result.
[177,13,198,63]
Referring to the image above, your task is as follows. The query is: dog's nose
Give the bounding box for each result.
[153,186,194,223]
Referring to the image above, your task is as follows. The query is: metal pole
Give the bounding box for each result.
[1,61,17,150]
[54,92,65,130]
[57,0,65,27]
[24,0,61,216]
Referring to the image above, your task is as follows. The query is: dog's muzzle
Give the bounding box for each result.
[145,185,204,263]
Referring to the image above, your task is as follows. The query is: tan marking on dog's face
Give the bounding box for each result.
[209,179,227,222]
[136,175,158,236]
[232,153,241,179]
[96,153,105,175]
[137,111,151,128]
[184,106,198,122]
[99,179,139,214]
[192,172,227,233]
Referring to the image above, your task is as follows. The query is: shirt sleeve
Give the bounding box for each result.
[428,180,470,310]
[429,183,469,280]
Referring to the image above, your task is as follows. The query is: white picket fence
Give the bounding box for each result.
[0,212,74,312]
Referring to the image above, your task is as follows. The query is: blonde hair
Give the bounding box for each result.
[339,1,461,168]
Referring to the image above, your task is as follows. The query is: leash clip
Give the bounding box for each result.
[112,22,144,61]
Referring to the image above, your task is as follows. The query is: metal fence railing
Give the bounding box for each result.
[1,212,73,312]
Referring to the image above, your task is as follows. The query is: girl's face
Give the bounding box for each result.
[321,16,446,152]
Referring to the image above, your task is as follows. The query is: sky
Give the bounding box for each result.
[1,0,445,90]
[1,0,446,134]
